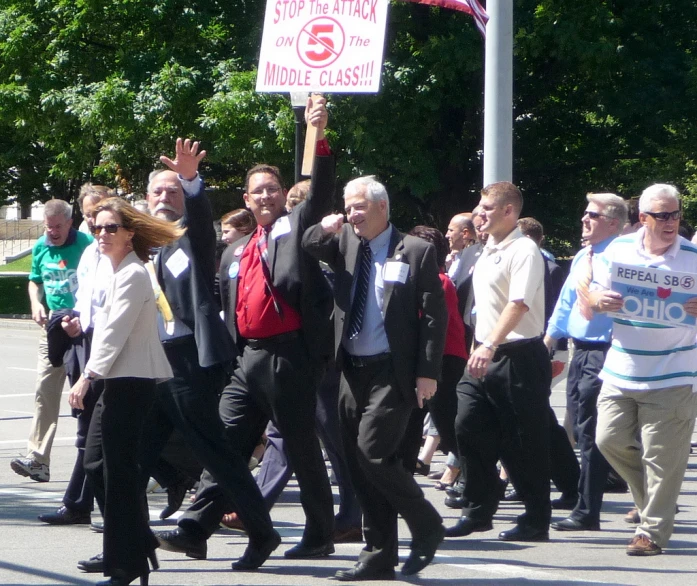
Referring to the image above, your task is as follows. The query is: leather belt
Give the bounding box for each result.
[245,330,300,350]
[345,352,391,368]
[496,335,544,352]
[572,338,611,351]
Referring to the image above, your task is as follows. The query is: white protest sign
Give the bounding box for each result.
[608,261,697,327]
[256,0,389,93]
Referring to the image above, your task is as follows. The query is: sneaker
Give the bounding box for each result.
[10,457,49,482]
[626,534,662,556]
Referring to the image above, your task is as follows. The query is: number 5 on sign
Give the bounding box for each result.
[256,0,389,93]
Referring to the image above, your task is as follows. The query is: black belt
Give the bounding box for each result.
[161,334,195,347]
[495,335,544,352]
[572,338,611,351]
[245,330,300,350]
[345,352,391,368]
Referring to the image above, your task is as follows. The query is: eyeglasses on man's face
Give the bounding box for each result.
[583,210,609,220]
[644,210,681,222]
[90,223,123,236]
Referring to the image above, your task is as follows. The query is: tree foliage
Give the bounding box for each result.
[1,0,697,251]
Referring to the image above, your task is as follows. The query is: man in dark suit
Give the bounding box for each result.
[302,176,447,581]
[161,98,336,562]
[133,139,280,572]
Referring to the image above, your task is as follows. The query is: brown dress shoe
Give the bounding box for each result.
[626,534,662,556]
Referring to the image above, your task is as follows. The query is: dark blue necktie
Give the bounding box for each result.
[347,240,372,339]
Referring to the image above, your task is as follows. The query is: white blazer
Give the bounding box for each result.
[87,251,172,381]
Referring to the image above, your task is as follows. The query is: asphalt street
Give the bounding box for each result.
[0,318,696,585]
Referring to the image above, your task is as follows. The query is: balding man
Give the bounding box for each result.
[446,213,476,278]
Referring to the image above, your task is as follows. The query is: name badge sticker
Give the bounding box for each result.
[384,262,409,284]
[228,262,240,279]
[165,248,190,278]
[234,245,244,257]
[270,216,291,240]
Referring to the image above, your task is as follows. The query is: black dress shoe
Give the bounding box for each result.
[77,552,104,573]
[155,528,207,560]
[336,562,395,581]
[402,524,445,576]
[38,505,90,525]
[445,482,464,498]
[444,494,465,509]
[551,517,600,531]
[445,516,493,538]
[283,541,334,558]
[332,526,363,543]
[160,479,190,520]
[91,521,104,533]
[498,525,549,542]
[551,493,577,510]
[96,568,149,586]
[232,530,281,570]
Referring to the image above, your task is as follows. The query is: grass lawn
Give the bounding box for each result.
[0,255,32,273]
[0,275,30,314]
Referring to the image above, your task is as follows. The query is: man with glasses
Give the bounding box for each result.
[544,193,628,534]
[158,97,337,565]
[11,200,92,483]
[590,184,697,556]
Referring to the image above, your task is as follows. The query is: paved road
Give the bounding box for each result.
[1,319,696,585]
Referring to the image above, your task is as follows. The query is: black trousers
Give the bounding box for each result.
[83,378,158,578]
[179,336,334,546]
[455,338,552,529]
[567,343,611,524]
[139,337,275,546]
[340,357,442,570]
[548,404,580,496]
[400,354,466,472]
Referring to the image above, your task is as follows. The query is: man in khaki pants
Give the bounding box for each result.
[590,183,697,556]
[11,199,92,482]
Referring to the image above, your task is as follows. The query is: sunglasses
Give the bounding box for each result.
[583,210,609,220]
[90,223,123,236]
[644,210,681,222]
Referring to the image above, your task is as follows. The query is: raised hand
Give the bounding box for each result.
[160,138,207,181]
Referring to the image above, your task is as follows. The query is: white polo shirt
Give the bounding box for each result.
[595,228,697,391]
[473,227,546,344]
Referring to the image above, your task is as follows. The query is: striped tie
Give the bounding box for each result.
[257,226,283,317]
[576,247,594,320]
[347,240,372,339]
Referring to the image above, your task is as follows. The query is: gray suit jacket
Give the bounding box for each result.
[302,223,447,405]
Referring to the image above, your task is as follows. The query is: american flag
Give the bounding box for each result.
[401,0,489,38]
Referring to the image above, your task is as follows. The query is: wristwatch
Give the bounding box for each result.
[482,340,498,352]
[83,371,96,382]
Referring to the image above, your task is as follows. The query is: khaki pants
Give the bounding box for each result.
[26,328,67,466]
[597,382,697,547]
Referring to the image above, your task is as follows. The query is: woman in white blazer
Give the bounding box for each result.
[69,197,183,586]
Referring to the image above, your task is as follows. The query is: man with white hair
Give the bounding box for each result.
[590,183,697,556]
[11,199,92,482]
[303,176,447,580]
[545,193,628,533]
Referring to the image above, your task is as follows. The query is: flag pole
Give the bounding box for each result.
[482,0,513,186]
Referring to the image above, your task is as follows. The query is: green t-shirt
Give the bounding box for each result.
[28,229,93,310]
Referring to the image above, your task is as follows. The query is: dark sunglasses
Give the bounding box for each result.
[644,210,681,222]
[583,210,609,220]
[90,223,123,236]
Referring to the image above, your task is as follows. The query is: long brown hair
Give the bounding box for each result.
[94,198,185,262]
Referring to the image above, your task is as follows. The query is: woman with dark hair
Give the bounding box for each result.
[221,208,257,245]
[69,198,184,586]
[400,225,467,484]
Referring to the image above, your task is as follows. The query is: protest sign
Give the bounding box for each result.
[608,261,697,327]
[256,0,389,93]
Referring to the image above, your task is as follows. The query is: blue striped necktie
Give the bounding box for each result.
[348,239,372,339]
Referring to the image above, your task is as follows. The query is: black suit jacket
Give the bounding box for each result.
[157,183,236,369]
[452,242,483,349]
[302,223,447,406]
[219,154,336,361]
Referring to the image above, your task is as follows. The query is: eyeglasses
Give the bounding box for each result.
[644,210,681,222]
[583,210,609,220]
[90,223,123,236]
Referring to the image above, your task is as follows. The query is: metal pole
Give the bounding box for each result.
[293,106,304,185]
[483,0,513,186]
